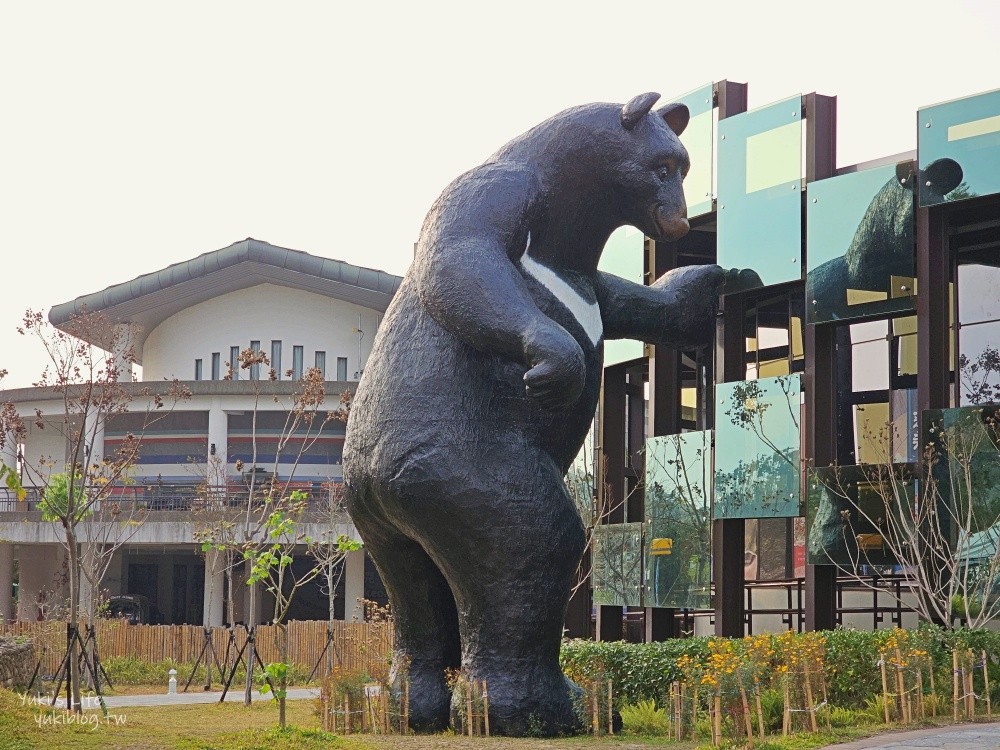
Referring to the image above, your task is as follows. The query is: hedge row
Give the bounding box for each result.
[559,625,1000,709]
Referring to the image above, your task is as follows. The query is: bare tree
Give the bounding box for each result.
[2,309,190,712]
[807,397,1000,629]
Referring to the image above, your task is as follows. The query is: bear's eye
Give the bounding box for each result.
[657,160,678,180]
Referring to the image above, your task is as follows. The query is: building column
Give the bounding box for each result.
[207,402,228,492]
[16,546,56,621]
[83,409,104,475]
[0,544,13,622]
[203,549,224,627]
[344,549,365,622]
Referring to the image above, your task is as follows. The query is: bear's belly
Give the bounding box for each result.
[345,280,602,481]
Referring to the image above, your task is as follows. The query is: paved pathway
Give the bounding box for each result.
[823,722,1000,749]
[49,686,319,709]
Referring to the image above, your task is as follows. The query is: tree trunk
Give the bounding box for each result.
[244,575,255,706]
[326,564,335,675]
[67,530,82,713]
[279,621,288,728]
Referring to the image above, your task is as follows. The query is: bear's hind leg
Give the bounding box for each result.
[354,516,461,732]
[421,458,587,736]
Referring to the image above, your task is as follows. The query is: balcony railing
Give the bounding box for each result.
[0,482,344,514]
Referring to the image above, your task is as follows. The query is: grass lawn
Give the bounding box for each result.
[1,688,992,750]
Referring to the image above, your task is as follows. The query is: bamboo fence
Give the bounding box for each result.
[0,619,392,678]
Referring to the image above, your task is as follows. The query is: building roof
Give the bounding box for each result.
[48,238,404,362]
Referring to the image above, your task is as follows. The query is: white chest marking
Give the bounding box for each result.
[521,252,603,346]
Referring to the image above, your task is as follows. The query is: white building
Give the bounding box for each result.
[0,238,402,626]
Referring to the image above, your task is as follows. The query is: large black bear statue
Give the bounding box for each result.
[343,92,755,736]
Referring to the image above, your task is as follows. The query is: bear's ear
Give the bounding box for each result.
[895,160,915,189]
[621,92,661,131]
[923,158,964,195]
[657,102,690,137]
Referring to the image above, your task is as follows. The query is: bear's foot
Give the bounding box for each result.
[464,668,584,737]
[396,666,452,732]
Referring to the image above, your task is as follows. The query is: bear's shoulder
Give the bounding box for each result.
[430,161,544,239]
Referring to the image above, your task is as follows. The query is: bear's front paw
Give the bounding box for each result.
[523,324,585,410]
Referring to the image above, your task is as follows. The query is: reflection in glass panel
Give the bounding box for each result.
[600,226,645,366]
[922,406,1000,551]
[919,88,1000,206]
[643,433,712,608]
[959,320,1000,406]
[853,402,889,465]
[806,163,916,324]
[718,95,803,288]
[890,389,920,463]
[592,523,644,607]
[959,263,1000,326]
[850,321,889,392]
[714,375,801,518]
[746,518,793,581]
[567,419,597,526]
[806,465,911,567]
[672,83,715,219]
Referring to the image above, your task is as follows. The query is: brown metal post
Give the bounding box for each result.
[916,206,951,412]
[713,289,746,637]
[596,365,627,641]
[803,91,838,632]
[708,79,750,639]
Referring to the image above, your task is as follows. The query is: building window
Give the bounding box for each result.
[292,346,304,380]
[250,340,261,380]
[194,359,203,381]
[230,346,240,380]
[315,351,326,379]
[337,356,348,381]
[211,352,220,380]
[270,340,282,380]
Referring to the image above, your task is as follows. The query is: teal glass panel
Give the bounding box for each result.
[599,226,645,366]
[592,522,644,607]
[714,374,801,518]
[805,464,912,567]
[919,88,1000,206]
[806,163,917,324]
[718,95,803,287]
[923,405,1000,538]
[643,432,712,608]
[672,83,714,219]
[567,419,596,526]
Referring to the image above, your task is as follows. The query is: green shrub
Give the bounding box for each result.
[101,656,313,687]
[620,699,671,736]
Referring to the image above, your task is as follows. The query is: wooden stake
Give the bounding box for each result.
[383,686,390,734]
[692,686,699,732]
[345,695,351,734]
[481,680,490,737]
[881,656,892,724]
[803,664,818,732]
[963,648,976,719]
[754,679,765,739]
[592,682,599,735]
[894,648,909,723]
[607,680,613,736]
[983,650,992,719]
[820,670,832,731]
[713,692,722,747]
[673,683,681,741]
[929,661,936,717]
[403,679,409,735]
[783,678,790,736]
[916,667,925,721]
[466,680,474,736]
[953,649,960,724]
[740,685,755,749]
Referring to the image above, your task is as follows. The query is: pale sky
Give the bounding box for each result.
[2,0,998,388]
